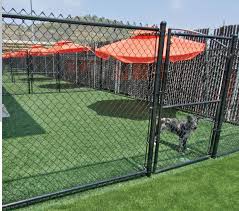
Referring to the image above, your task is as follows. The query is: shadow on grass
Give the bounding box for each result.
[2,88,45,139]
[11,71,27,75]
[160,139,179,151]
[4,155,144,184]
[88,99,177,121]
[38,83,80,90]
[20,77,54,82]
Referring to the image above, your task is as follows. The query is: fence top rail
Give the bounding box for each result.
[2,13,160,31]
[171,31,232,40]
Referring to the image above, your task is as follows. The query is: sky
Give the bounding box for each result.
[2,0,239,29]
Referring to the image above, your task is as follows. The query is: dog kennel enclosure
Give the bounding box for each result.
[2,9,239,209]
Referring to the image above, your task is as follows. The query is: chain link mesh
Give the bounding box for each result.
[2,8,239,208]
[2,10,158,205]
[154,29,239,171]
[218,46,239,155]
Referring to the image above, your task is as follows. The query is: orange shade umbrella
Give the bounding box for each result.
[2,52,12,59]
[28,44,50,56]
[9,50,28,58]
[4,45,50,58]
[48,40,91,54]
[95,34,206,63]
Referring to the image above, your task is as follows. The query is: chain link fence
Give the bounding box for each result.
[2,8,239,209]
[217,45,239,156]
[2,10,160,208]
[153,29,239,172]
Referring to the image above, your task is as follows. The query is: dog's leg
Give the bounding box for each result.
[178,134,188,153]
[181,137,187,152]
[178,137,184,153]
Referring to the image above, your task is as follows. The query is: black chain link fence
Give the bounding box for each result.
[217,45,239,156]
[2,9,160,207]
[153,29,235,172]
[2,8,239,209]
[154,28,239,166]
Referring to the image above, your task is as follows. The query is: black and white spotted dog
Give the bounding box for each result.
[160,115,198,152]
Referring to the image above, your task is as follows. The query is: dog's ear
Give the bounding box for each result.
[195,116,200,122]
[187,115,199,123]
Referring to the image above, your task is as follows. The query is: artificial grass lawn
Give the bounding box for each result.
[20,152,239,211]
[3,72,239,205]
[3,73,150,204]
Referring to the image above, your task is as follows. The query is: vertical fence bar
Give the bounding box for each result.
[146,21,167,176]
[209,35,238,157]
[153,28,172,172]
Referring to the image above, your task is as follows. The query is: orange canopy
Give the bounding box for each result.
[48,40,91,54]
[28,44,50,56]
[3,41,90,58]
[3,45,48,58]
[95,34,206,63]
[2,52,12,59]
[9,50,28,58]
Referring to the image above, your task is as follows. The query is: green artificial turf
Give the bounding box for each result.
[20,152,239,211]
[2,71,239,205]
[3,72,151,204]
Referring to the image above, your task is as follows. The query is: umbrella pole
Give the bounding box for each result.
[75,52,78,84]
[118,62,121,93]
[129,64,133,96]
[30,55,34,93]
[108,60,110,90]
[45,56,47,76]
[114,61,118,94]
[26,53,31,94]
[114,61,117,93]
[53,54,55,78]
[93,51,96,89]
[10,57,14,83]
[87,51,89,87]
[99,58,103,89]
[114,61,121,94]
[56,53,61,92]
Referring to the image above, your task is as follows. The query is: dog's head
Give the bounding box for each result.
[187,115,198,130]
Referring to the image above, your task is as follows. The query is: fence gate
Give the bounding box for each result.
[2,10,162,208]
[153,29,237,172]
[3,9,239,210]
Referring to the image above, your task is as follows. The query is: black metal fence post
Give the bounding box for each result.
[153,28,172,172]
[209,35,238,158]
[146,21,167,176]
